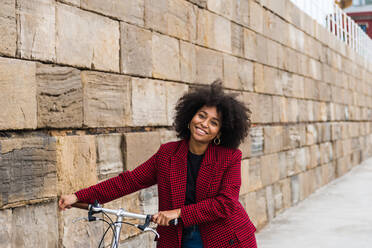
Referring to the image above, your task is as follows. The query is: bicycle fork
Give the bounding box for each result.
[111,215,123,248]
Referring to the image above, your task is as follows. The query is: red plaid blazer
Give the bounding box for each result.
[75,139,257,248]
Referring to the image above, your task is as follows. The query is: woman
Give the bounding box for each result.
[59,80,257,248]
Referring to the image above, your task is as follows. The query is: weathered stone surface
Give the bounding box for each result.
[124,131,161,171]
[272,96,288,123]
[17,0,55,61]
[144,0,168,33]
[82,71,131,127]
[188,0,207,8]
[36,63,83,128]
[256,188,268,227]
[249,0,263,33]
[166,82,189,125]
[56,135,97,194]
[81,0,144,26]
[261,153,279,186]
[13,201,58,247]
[168,0,197,41]
[159,129,178,144]
[152,33,180,81]
[264,126,283,154]
[282,125,305,150]
[0,209,12,247]
[0,58,37,130]
[56,3,120,71]
[223,55,253,91]
[320,142,333,164]
[290,174,300,205]
[58,0,80,6]
[265,185,275,221]
[287,98,299,123]
[180,41,196,83]
[256,34,268,64]
[131,78,167,126]
[239,135,251,159]
[59,205,103,248]
[306,124,317,146]
[120,22,152,77]
[195,46,223,84]
[0,137,56,207]
[118,232,157,248]
[243,93,273,123]
[316,122,332,143]
[243,28,257,61]
[96,134,124,181]
[248,157,262,191]
[308,144,321,169]
[0,0,16,56]
[266,39,280,68]
[249,126,264,156]
[197,9,231,53]
[231,23,244,57]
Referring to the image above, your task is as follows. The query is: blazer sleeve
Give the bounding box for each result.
[75,145,162,204]
[180,149,242,227]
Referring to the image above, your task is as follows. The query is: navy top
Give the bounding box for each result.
[184,151,204,205]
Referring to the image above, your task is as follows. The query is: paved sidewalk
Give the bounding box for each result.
[256,157,372,248]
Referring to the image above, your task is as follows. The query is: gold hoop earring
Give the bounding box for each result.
[214,137,221,145]
[188,123,190,129]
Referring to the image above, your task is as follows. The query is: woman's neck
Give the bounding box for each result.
[188,138,208,155]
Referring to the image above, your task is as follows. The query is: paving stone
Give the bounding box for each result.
[195,46,223,84]
[56,3,120,71]
[17,0,55,61]
[144,0,168,33]
[82,71,131,128]
[13,201,58,247]
[168,0,197,41]
[36,63,83,128]
[124,131,161,171]
[96,134,124,181]
[0,137,56,208]
[152,33,180,81]
[131,78,167,126]
[81,0,144,26]
[0,58,37,130]
[56,135,97,195]
[0,0,16,56]
[180,41,196,83]
[120,22,152,77]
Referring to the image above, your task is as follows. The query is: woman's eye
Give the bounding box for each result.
[211,121,218,126]
[198,113,205,118]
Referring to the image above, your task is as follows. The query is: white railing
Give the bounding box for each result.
[290,0,372,62]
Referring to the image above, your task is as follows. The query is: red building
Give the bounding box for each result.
[344,0,372,39]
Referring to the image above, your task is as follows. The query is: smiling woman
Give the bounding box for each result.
[59,79,256,248]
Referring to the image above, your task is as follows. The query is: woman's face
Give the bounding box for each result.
[189,105,221,145]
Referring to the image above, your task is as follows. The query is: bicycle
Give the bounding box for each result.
[71,201,178,248]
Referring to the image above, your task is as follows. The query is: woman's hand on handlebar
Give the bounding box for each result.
[59,194,78,211]
[152,209,181,226]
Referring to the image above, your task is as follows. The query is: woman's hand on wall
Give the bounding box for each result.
[152,209,181,226]
[59,194,78,211]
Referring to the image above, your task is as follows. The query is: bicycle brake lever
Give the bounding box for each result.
[143,227,160,241]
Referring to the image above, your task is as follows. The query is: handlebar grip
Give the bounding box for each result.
[71,202,89,210]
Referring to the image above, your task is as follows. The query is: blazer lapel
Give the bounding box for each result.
[169,140,188,209]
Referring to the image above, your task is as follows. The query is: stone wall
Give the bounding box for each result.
[0,0,371,247]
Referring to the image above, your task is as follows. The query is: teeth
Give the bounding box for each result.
[197,128,206,134]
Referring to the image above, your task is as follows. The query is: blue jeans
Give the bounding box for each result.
[182,225,203,248]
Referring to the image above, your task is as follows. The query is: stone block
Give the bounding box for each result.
[58,0,80,6]
[287,98,299,123]
[282,125,303,150]
[118,232,157,248]
[152,33,180,81]
[223,55,253,91]
[81,0,144,26]
[243,93,272,124]
[243,28,257,61]
[239,135,251,159]
[124,131,161,171]
[56,135,97,195]
[0,209,12,247]
[59,205,103,248]
[272,96,288,123]
[36,63,83,128]
[249,126,264,156]
[308,144,320,169]
[166,82,189,126]
[260,153,280,186]
[266,39,279,68]
[263,9,282,44]
[290,174,299,205]
[0,0,16,56]
[265,185,274,221]
[264,126,283,154]
[56,3,120,72]
[306,124,317,146]
[294,147,309,173]
[180,41,196,83]
[207,0,234,19]
[17,0,55,61]
[159,129,178,144]
[318,81,331,102]
[82,71,131,128]
[255,64,281,95]
[0,58,37,130]
[13,201,58,247]
[188,0,207,8]
[320,142,333,164]
[256,34,268,64]
[279,178,291,209]
[195,46,223,84]
[0,137,56,208]
[96,134,124,181]
[247,157,262,192]
[144,0,168,33]
[255,188,268,227]
[249,1,263,33]
[120,22,152,77]
[231,23,244,57]
[277,151,287,179]
[131,78,167,126]
[240,159,250,195]
[168,0,197,41]
[316,122,332,143]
